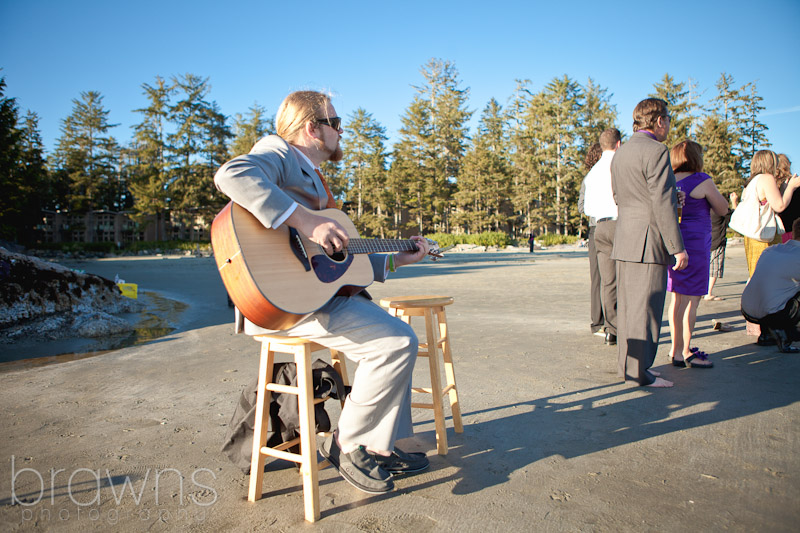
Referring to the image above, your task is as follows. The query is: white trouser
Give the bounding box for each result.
[244,293,418,452]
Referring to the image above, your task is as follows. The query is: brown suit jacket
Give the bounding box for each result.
[610,132,684,264]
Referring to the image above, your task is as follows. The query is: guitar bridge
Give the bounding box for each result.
[289,228,311,272]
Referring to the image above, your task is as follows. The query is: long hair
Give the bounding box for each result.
[583,143,602,170]
[749,150,779,180]
[776,153,792,185]
[275,91,332,143]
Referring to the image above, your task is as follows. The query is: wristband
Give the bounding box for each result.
[388,254,396,273]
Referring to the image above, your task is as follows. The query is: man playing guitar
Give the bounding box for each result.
[214,90,430,494]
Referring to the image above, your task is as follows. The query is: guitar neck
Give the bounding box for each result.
[346,239,419,254]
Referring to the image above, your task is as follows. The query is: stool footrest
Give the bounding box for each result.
[273,436,301,452]
[411,401,434,409]
[413,385,456,396]
[266,383,298,395]
[419,339,446,350]
[260,446,302,463]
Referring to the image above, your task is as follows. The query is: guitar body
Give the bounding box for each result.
[211,202,374,330]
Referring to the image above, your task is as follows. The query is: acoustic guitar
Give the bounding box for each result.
[211,202,442,330]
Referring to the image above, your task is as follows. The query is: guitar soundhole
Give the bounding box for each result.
[311,253,354,283]
[329,250,346,262]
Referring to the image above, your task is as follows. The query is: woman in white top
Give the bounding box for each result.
[743,150,800,342]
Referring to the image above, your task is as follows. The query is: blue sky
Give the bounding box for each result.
[1,0,799,168]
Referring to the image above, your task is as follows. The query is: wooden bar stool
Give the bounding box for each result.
[379,295,463,455]
[248,335,349,523]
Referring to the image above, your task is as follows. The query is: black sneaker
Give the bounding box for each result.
[320,435,394,494]
[372,447,430,474]
[757,332,777,346]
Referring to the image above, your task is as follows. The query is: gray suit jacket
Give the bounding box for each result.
[214,134,387,283]
[610,132,684,265]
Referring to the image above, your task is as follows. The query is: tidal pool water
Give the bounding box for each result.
[0,291,188,372]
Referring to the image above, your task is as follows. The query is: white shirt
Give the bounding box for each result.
[583,151,618,220]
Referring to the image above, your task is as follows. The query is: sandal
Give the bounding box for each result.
[669,347,699,363]
[712,320,734,332]
[704,295,723,301]
[673,349,713,368]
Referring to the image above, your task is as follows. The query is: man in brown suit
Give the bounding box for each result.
[611,98,688,387]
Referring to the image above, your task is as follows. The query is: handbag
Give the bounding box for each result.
[729,176,785,242]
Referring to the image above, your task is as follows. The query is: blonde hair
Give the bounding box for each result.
[750,150,779,180]
[776,153,792,184]
[275,91,333,143]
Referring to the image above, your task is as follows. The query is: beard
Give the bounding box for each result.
[329,144,343,162]
[315,136,343,162]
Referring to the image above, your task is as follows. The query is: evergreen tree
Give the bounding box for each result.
[649,73,695,148]
[20,111,54,233]
[507,80,545,236]
[167,74,232,228]
[229,103,274,157]
[0,77,54,243]
[53,91,120,212]
[340,108,390,237]
[454,98,513,233]
[577,78,618,235]
[740,81,769,172]
[579,78,617,148]
[410,58,473,232]
[129,76,173,240]
[538,75,584,234]
[697,113,742,195]
[391,96,435,234]
[0,77,24,241]
[699,73,750,194]
[711,73,744,124]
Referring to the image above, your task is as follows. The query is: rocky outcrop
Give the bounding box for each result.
[0,247,141,341]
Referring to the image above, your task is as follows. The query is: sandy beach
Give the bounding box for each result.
[1,244,798,532]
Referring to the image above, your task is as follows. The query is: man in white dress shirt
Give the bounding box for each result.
[583,128,622,346]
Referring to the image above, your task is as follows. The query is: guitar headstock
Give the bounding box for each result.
[425,238,450,260]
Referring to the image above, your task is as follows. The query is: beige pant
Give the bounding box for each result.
[245,293,418,452]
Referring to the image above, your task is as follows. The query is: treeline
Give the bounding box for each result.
[0,60,770,244]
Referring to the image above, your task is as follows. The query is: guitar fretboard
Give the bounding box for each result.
[346,239,419,254]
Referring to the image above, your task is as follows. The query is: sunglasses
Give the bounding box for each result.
[314,116,342,131]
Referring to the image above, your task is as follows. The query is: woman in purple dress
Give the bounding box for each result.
[667,141,729,368]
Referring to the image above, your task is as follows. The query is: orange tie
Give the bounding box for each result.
[314,168,338,209]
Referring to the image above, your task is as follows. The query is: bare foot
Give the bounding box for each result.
[646,377,673,388]
[649,370,661,377]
